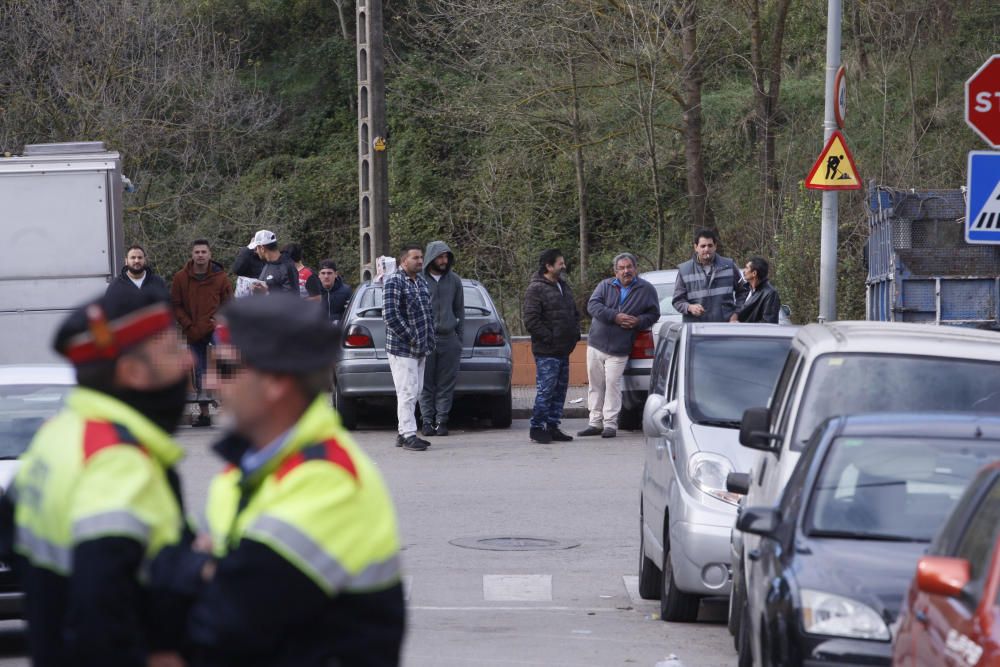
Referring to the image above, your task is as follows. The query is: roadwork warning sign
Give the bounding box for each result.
[805,130,862,191]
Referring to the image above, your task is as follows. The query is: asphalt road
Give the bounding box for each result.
[0,415,736,667]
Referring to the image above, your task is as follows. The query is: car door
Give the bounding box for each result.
[644,328,679,537]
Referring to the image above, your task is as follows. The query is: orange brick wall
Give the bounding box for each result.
[511,337,588,386]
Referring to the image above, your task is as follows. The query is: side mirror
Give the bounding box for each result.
[916,556,971,598]
[642,394,676,437]
[727,472,751,495]
[740,407,779,451]
[736,506,781,538]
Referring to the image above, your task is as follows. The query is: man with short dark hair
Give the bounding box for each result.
[106,244,168,299]
[672,228,747,323]
[317,260,353,324]
[419,241,464,437]
[3,289,192,667]
[171,239,233,426]
[736,256,781,323]
[383,244,435,451]
[248,230,298,294]
[281,243,322,299]
[184,293,406,666]
[522,249,580,444]
[580,253,659,438]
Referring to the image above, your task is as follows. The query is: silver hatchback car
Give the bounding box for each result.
[332,279,513,430]
[637,322,796,622]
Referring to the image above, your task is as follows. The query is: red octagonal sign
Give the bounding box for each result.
[967,55,1000,147]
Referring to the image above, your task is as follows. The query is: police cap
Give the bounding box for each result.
[54,289,173,365]
[219,293,338,373]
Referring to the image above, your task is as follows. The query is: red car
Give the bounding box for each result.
[893,461,1000,667]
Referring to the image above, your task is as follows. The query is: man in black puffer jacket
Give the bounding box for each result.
[522,249,581,444]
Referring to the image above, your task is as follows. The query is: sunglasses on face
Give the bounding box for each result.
[214,357,245,380]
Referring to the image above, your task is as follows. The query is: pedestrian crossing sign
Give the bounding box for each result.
[967,151,1000,244]
[805,130,862,191]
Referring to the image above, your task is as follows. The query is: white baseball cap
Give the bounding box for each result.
[247,230,277,249]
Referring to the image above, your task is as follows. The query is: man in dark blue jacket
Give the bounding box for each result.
[580,253,659,438]
[317,260,352,324]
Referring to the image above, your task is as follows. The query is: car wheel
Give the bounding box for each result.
[729,560,745,640]
[659,529,701,622]
[638,504,661,600]
[619,405,641,431]
[736,598,752,667]
[333,383,359,430]
[490,388,512,429]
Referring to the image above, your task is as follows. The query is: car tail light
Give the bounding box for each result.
[476,324,505,347]
[630,329,654,359]
[344,324,374,348]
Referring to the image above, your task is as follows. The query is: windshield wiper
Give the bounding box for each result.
[809,529,927,543]
[697,419,743,429]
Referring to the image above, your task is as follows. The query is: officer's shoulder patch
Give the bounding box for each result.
[275,439,358,482]
[82,420,145,462]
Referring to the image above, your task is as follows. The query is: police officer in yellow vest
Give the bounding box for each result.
[186,293,405,666]
[2,290,194,667]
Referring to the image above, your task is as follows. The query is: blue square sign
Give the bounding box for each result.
[967,151,1000,244]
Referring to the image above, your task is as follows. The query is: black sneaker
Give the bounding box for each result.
[529,426,552,444]
[402,435,429,451]
[396,434,405,447]
[191,414,212,428]
[549,428,574,442]
[601,428,617,438]
[435,423,449,436]
[421,423,436,437]
[577,426,603,437]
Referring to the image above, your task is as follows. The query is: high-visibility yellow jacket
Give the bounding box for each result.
[10,387,186,667]
[189,396,405,667]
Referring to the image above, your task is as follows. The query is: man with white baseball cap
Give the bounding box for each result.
[246,230,298,294]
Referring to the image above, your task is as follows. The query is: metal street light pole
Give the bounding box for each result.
[818,0,842,322]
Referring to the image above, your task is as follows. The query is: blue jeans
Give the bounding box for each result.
[190,337,211,394]
[531,355,570,429]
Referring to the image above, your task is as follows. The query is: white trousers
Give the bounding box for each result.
[586,346,628,430]
[388,353,426,437]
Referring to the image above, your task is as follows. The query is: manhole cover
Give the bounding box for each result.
[449,536,581,551]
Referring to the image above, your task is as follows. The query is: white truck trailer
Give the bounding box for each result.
[0,142,126,363]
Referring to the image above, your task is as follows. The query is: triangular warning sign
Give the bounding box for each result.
[805,130,862,191]
[970,177,1000,231]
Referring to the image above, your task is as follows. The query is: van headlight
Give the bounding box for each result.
[687,452,740,505]
[800,589,890,641]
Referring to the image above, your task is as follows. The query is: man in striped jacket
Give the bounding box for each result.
[672,228,748,323]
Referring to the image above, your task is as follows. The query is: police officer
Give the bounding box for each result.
[3,289,194,667]
[187,293,405,666]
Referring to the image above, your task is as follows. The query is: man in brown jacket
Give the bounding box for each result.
[171,239,233,426]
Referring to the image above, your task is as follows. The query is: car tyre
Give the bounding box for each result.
[638,505,661,600]
[659,529,701,622]
[490,388,512,429]
[619,405,641,431]
[729,562,745,641]
[333,383,359,430]
[736,597,752,667]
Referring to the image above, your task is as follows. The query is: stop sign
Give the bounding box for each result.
[967,55,1000,147]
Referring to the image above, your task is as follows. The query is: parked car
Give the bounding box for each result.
[893,461,1000,667]
[637,322,797,622]
[737,413,1000,666]
[332,279,513,430]
[0,364,76,619]
[730,322,1000,648]
[620,269,681,430]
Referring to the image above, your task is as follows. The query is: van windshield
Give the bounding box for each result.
[792,354,1000,450]
[686,336,792,427]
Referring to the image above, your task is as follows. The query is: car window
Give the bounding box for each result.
[805,436,996,543]
[792,355,1000,451]
[666,336,682,401]
[767,349,800,430]
[652,281,680,316]
[356,286,382,313]
[652,335,677,396]
[685,336,792,426]
[934,470,998,557]
[463,286,490,313]
[953,479,1000,605]
[779,423,827,515]
[0,384,72,459]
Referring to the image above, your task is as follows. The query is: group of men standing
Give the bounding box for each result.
[105,232,354,427]
[523,227,781,444]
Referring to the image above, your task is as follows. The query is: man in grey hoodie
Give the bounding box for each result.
[419,241,465,436]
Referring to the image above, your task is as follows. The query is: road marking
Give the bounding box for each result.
[622,575,641,604]
[483,574,552,601]
[402,575,412,601]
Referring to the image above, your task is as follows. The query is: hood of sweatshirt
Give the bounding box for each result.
[424,240,454,277]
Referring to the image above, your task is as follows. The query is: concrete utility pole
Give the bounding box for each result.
[357,0,390,281]
[818,0,842,321]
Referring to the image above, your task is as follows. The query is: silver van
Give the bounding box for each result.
[637,322,797,621]
[729,322,1000,649]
